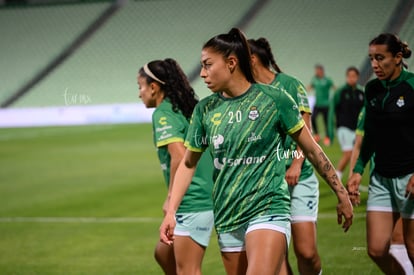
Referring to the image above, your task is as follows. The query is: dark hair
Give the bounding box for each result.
[346,66,359,75]
[370,33,412,68]
[139,58,198,119]
[203,28,256,83]
[315,64,324,71]
[248,38,282,73]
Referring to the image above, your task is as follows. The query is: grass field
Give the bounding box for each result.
[0,123,380,274]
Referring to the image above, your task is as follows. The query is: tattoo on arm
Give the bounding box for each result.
[314,151,343,193]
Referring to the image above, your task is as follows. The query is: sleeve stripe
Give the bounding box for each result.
[156,137,184,147]
[355,129,365,136]
[299,106,312,114]
[184,141,205,152]
[286,120,305,135]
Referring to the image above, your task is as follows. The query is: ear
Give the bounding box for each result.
[395,52,403,66]
[251,55,257,66]
[227,55,238,73]
[150,82,160,95]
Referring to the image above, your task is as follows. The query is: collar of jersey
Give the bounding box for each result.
[380,69,409,88]
[218,84,254,101]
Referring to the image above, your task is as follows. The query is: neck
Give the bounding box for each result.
[389,66,403,81]
[223,75,252,98]
[154,94,164,107]
[254,66,276,85]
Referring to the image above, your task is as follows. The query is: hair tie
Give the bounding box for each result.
[144,63,166,85]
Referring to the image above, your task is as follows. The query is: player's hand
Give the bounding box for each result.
[406,175,414,200]
[160,213,175,245]
[285,163,302,186]
[347,173,362,206]
[336,193,353,232]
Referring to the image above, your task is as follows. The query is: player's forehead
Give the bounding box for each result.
[201,48,223,63]
[368,44,390,56]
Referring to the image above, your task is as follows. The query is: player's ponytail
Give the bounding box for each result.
[401,41,412,59]
[248,37,282,73]
[139,59,198,119]
[203,28,256,83]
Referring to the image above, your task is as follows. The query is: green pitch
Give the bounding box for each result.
[0,124,378,274]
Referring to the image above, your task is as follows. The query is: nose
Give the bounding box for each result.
[200,67,207,78]
[371,59,378,69]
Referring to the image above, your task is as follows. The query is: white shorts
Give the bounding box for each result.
[174,210,214,247]
[217,214,291,252]
[337,126,355,152]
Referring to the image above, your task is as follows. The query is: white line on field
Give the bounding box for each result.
[0,217,162,223]
[0,213,365,223]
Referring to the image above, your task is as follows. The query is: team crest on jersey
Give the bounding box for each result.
[396,96,405,107]
[248,106,259,121]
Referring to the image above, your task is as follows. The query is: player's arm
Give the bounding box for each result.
[160,149,202,245]
[285,112,310,185]
[291,125,353,232]
[163,142,186,214]
[348,134,363,179]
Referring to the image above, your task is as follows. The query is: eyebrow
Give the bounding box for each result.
[201,57,212,63]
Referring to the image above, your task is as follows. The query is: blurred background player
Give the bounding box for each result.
[137,59,214,274]
[348,33,414,274]
[328,66,364,180]
[307,64,336,146]
[349,107,413,274]
[248,37,322,275]
[160,28,353,275]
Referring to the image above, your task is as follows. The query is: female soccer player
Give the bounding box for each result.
[328,67,364,180]
[348,33,414,274]
[160,28,353,275]
[137,59,214,274]
[349,107,413,274]
[248,37,322,275]
[307,64,336,146]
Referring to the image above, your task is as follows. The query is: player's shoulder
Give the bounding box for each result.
[152,100,185,122]
[277,73,305,87]
[196,93,221,109]
[255,83,295,106]
[403,70,414,90]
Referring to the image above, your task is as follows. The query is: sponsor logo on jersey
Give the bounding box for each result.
[156,125,172,132]
[247,132,262,142]
[211,113,222,126]
[212,134,224,149]
[396,96,405,107]
[158,116,167,125]
[160,163,167,171]
[213,155,267,170]
[248,106,260,121]
[275,142,304,161]
[159,132,172,140]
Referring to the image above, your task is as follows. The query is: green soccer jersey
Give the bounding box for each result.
[152,99,213,213]
[310,76,334,107]
[184,83,305,233]
[271,73,314,181]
